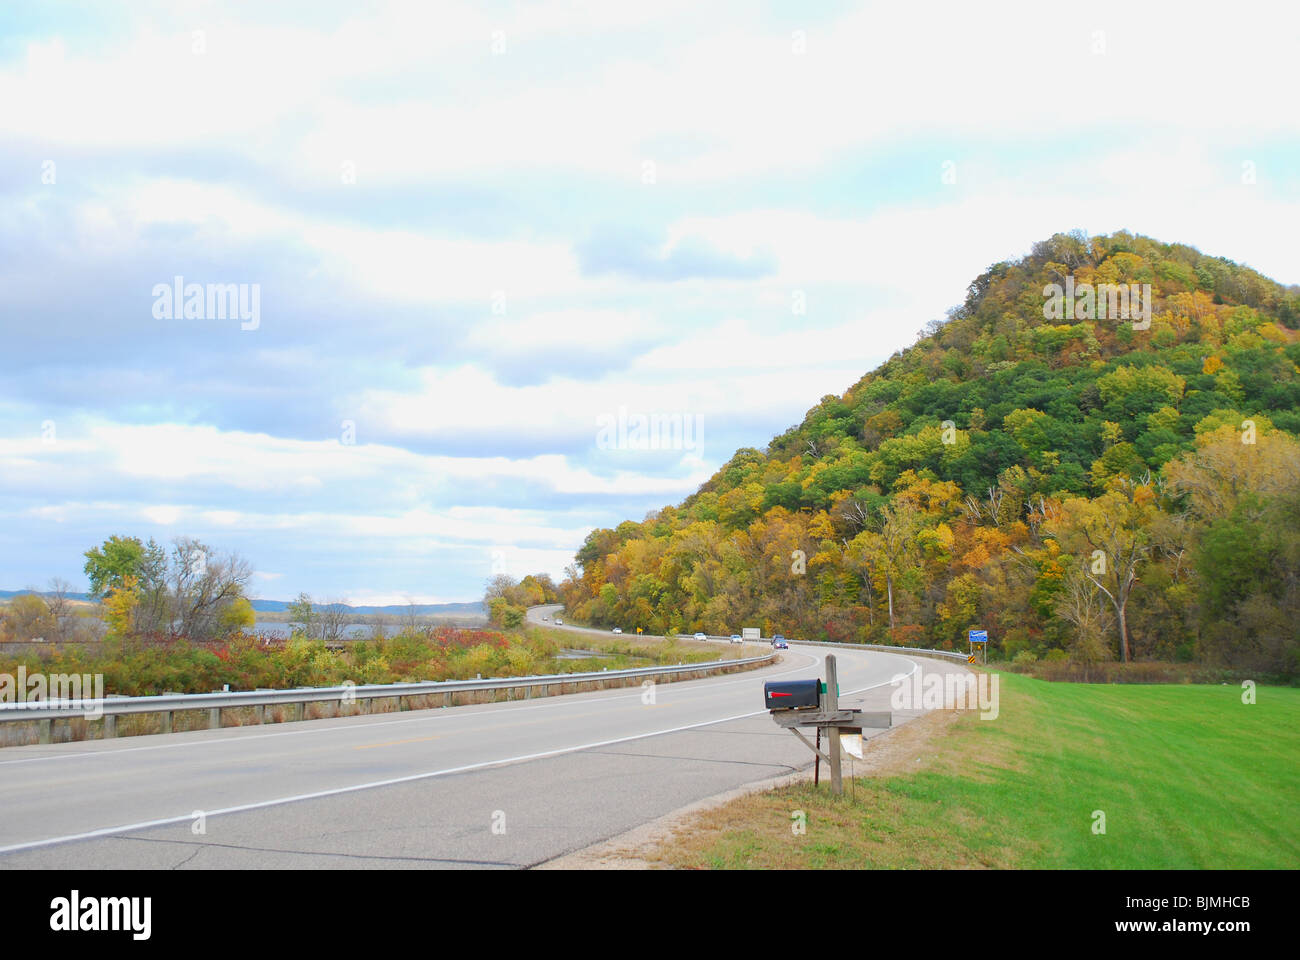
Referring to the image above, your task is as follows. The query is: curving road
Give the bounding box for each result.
[0,606,967,868]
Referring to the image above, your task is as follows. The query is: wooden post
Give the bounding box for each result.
[825,655,842,796]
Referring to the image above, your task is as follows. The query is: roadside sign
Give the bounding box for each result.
[968,629,988,643]
[967,653,977,663]
[842,732,863,760]
[636,627,643,634]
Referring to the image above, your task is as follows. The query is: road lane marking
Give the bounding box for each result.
[0,647,909,769]
[0,661,918,856]
[0,654,823,766]
[0,710,773,854]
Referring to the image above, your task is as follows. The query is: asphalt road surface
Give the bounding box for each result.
[0,606,964,868]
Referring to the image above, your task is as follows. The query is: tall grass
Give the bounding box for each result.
[0,624,718,697]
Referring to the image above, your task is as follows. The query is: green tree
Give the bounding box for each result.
[83,535,146,599]
[1046,482,1159,662]
[288,593,317,637]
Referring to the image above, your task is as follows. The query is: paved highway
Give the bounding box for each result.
[0,606,965,868]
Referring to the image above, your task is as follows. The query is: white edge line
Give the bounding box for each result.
[0,654,921,856]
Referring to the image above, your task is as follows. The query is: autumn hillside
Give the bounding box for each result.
[560,231,1300,677]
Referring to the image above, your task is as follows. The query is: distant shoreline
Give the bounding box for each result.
[0,590,483,617]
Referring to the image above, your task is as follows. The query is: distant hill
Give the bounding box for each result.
[0,589,482,616]
[0,589,94,603]
[248,599,484,615]
[560,230,1300,676]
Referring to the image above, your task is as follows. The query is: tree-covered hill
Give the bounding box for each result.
[561,231,1300,676]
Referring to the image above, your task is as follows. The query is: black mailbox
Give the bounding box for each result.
[764,679,821,711]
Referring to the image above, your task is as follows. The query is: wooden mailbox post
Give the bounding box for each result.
[767,654,890,795]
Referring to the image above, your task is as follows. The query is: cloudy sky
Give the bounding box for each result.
[1,1,1297,604]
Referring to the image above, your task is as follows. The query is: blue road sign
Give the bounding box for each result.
[969,629,988,643]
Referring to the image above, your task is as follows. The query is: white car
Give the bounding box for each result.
[554,618,563,625]
[729,634,742,643]
[693,632,708,641]
[612,627,622,634]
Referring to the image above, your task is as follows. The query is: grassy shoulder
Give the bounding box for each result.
[650,671,1298,869]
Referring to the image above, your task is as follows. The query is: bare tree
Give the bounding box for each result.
[317,598,352,644]
[401,600,420,636]
[46,578,72,642]
[168,537,252,641]
[1056,564,1114,664]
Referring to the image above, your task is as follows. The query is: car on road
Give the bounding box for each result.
[542,616,549,621]
[554,618,563,625]
[693,632,708,641]
[729,634,742,643]
[773,638,789,649]
[612,627,622,634]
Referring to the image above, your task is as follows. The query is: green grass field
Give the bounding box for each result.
[658,672,1299,869]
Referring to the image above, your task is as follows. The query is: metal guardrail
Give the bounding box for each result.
[788,638,970,662]
[0,654,777,725]
[529,606,968,663]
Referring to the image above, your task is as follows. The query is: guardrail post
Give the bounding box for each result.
[103,714,116,738]
[255,704,265,724]
[444,692,452,707]
[208,707,220,729]
[160,711,172,735]
[39,718,52,744]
